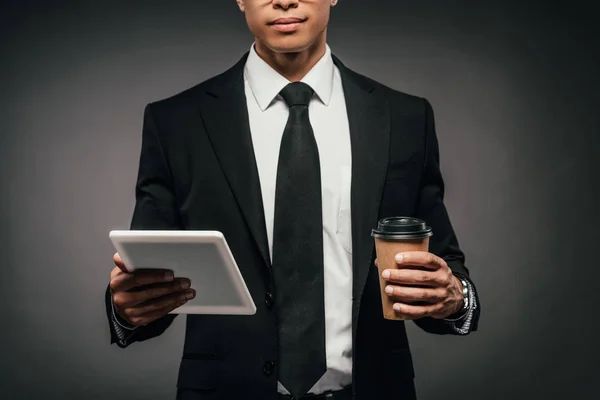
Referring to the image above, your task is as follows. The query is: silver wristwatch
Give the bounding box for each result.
[458,276,469,310]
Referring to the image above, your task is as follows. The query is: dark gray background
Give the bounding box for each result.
[2,1,598,399]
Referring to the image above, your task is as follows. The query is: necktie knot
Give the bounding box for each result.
[280,82,314,107]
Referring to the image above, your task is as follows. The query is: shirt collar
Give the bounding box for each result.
[244,43,334,111]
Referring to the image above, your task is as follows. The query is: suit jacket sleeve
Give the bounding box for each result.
[106,103,180,348]
[412,99,481,335]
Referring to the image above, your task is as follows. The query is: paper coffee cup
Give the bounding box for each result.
[371,217,433,320]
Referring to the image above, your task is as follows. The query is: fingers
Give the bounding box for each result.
[384,284,446,304]
[381,268,445,287]
[375,252,460,320]
[113,278,190,308]
[109,252,197,326]
[377,251,453,288]
[110,268,175,292]
[395,251,446,270]
[121,289,196,325]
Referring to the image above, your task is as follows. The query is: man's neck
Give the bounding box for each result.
[254,34,327,82]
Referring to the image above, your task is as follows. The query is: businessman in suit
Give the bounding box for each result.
[106,0,481,399]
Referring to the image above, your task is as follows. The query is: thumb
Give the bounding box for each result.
[113,252,128,273]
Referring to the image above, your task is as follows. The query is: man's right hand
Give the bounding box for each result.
[110,252,196,327]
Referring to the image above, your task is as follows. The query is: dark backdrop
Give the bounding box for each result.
[2,1,598,399]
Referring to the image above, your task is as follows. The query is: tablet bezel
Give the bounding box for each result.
[109,230,257,315]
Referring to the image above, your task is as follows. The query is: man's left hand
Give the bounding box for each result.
[375,251,464,319]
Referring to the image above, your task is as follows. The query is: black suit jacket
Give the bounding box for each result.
[106,52,480,400]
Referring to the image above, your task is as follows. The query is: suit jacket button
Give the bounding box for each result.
[263,361,275,376]
[265,292,274,309]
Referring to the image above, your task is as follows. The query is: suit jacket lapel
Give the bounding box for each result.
[199,53,273,274]
[333,56,390,332]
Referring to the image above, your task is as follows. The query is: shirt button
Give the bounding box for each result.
[265,292,274,309]
[263,360,275,376]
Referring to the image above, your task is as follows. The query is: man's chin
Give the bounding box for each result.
[265,37,314,55]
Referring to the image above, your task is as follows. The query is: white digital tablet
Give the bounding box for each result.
[109,230,256,315]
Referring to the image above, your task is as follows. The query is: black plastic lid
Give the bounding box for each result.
[371,217,432,240]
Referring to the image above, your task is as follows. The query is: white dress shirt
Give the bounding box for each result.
[244,43,354,394]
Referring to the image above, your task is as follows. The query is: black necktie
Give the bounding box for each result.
[272,82,327,398]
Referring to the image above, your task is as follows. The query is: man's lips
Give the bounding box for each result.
[269,17,306,32]
[270,17,305,24]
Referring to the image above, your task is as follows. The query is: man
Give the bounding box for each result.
[106,0,481,399]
